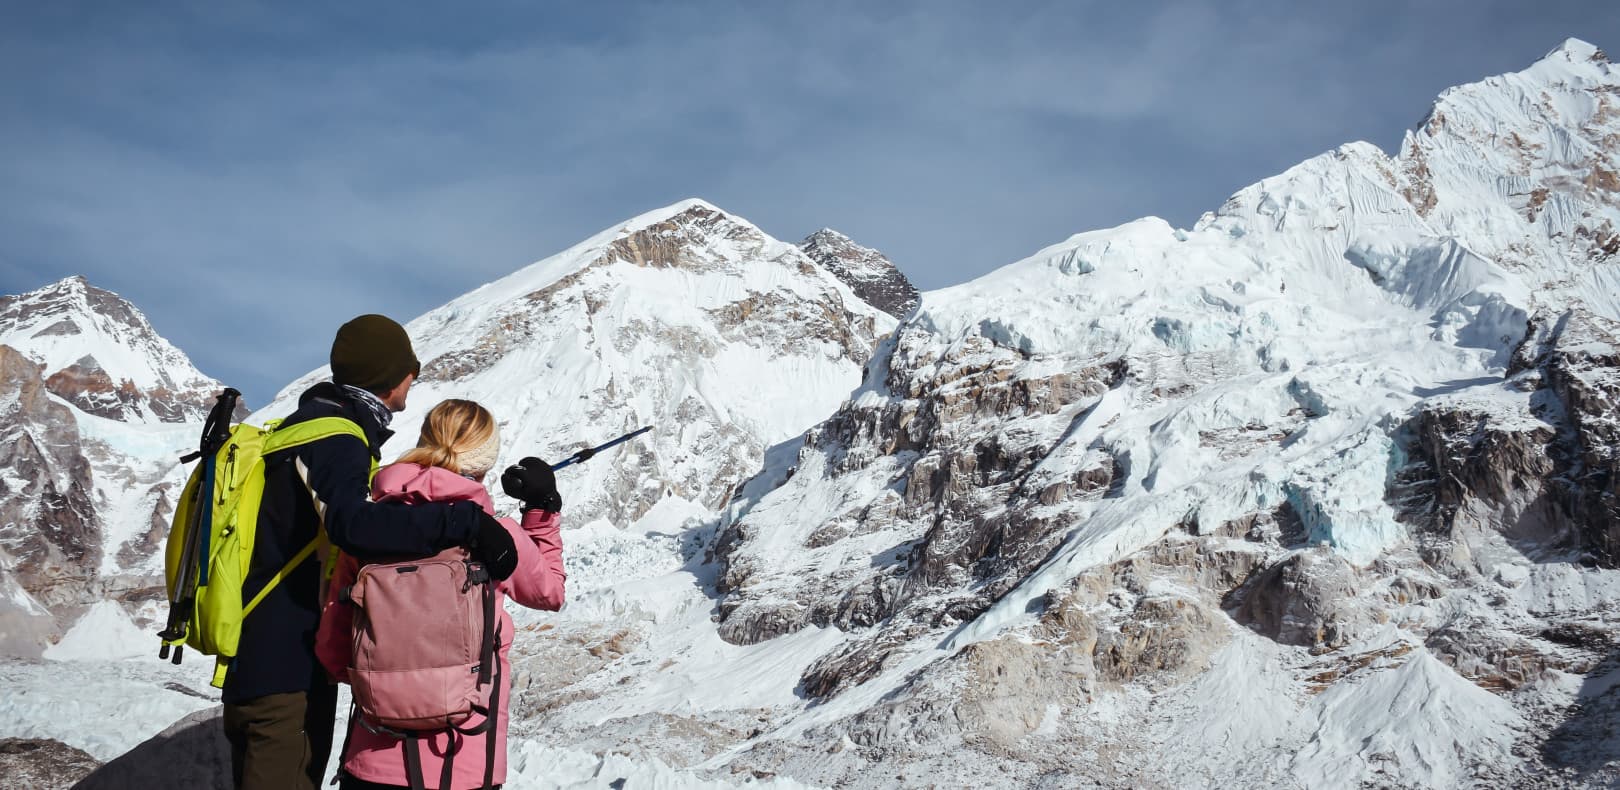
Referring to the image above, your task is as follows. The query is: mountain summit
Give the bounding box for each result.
[0,276,232,423]
[262,198,897,532]
[0,276,224,658]
[798,229,920,318]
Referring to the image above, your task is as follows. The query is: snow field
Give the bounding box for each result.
[0,657,218,761]
[43,600,152,661]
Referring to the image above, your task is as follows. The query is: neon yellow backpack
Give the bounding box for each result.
[158,388,376,688]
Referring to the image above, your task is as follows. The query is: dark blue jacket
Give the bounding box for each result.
[222,382,484,704]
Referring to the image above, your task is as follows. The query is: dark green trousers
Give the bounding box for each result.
[222,684,338,790]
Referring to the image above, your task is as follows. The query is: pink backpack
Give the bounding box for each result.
[340,547,501,790]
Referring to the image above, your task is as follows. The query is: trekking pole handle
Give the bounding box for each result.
[181,388,241,463]
[550,426,652,471]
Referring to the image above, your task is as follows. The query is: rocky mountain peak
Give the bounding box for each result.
[0,276,231,423]
[601,201,771,273]
[798,228,919,318]
[263,198,897,534]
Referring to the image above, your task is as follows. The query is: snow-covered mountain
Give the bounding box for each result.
[10,199,903,786]
[260,199,896,532]
[798,229,920,319]
[0,276,230,424]
[19,37,1620,790]
[0,277,223,659]
[698,38,1620,788]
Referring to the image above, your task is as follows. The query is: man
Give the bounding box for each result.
[221,314,519,790]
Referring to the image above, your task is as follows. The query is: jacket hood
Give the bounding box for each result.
[372,462,495,513]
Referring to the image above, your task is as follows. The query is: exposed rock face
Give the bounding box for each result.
[1522,311,1620,563]
[0,276,234,423]
[0,345,99,608]
[1228,549,1369,650]
[1395,309,1620,570]
[715,332,1124,648]
[799,229,920,318]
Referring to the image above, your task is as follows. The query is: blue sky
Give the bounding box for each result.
[2,1,1617,406]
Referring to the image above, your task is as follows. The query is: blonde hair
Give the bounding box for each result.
[396,399,496,475]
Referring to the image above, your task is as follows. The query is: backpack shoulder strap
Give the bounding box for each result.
[262,415,368,455]
[240,416,377,622]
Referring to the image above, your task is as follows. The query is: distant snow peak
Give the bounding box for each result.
[798,228,919,318]
[603,202,767,273]
[0,276,230,423]
[1550,36,1606,63]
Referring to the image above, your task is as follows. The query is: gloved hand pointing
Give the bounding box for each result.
[471,511,519,581]
[501,457,562,513]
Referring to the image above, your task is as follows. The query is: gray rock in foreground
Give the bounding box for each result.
[0,738,100,790]
[74,707,229,790]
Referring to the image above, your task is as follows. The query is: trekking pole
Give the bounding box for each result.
[550,426,652,471]
[159,388,240,663]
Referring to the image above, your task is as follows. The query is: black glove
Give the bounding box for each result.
[471,511,519,581]
[574,446,596,462]
[501,457,561,512]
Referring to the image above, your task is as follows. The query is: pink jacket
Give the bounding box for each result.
[315,462,565,789]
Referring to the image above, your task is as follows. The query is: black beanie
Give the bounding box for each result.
[330,314,421,393]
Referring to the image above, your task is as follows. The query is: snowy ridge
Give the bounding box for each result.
[1397,38,1619,316]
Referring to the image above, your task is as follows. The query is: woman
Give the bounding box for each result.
[316,399,566,790]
